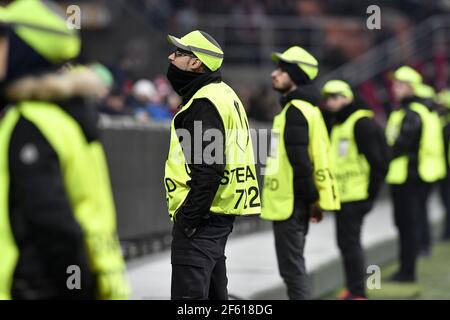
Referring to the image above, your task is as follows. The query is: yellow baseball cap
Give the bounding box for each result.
[322,80,354,99]
[393,66,422,85]
[167,30,224,71]
[0,0,80,63]
[271,46,319,80]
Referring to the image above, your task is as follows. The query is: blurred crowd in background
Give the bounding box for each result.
[82,0,450,123]
[134,0,446,29]
[97,59,450,124]
[96,71,281,123]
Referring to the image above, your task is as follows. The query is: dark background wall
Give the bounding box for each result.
[101,127,171,240]
[100,124,270,258]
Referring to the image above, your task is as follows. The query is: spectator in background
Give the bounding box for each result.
[154,74,174,102]
[248,85,278,122]
[167,92,182,116]
[154,75,176,114]
[237,86,253,113]
[98,86,131,115]
[131,79,173,122]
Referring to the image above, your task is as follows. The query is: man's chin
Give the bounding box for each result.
[272,84,282,91]
[272,85,289,94]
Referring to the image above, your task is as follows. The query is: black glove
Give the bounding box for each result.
[174,210,198,238]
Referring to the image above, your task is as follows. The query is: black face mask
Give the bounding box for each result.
[5,32,54,84]
[0,31,56,101]
[166,63,202,96]
[278,61,311,86]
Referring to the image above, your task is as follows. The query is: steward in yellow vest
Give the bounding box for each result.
[165,30,260,300]
[435,90,450,240]
[386,72,445,186]
[386,66,445,282]
[0,0,129,300]
[261,46,339,300]
[412,83,445,257]
[322,80,388,300]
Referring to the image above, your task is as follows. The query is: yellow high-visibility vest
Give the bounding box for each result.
[331,109,373,203]
[0,102,128,300]
[385,102,446,184]
[261,99,340,221]
[164,81,261,219]
[440,113,450,168]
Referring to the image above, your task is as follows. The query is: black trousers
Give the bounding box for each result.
[439,177,450,239]
[391,180,424,279]
[335,201,372,297]
[273,204,310,300]
[171,215,234,300]
[417,182,432,253]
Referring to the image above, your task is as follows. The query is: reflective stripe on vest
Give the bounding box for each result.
[0,108,20,300]
[386,102,446,184]
[331,109,373,203]
[164,82,261,219]
[261,99,340,221]
[439,113,450,168]
[0,102,126,299]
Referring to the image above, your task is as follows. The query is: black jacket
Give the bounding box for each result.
[1,63,134,300]
[7,97,98,299]
[173,71,233,233]
[331,103,389,201]
[441,111,450,173]
[390,97,423,182]
[279,86,321,208]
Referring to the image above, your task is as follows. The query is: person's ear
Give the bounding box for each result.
[407,84,415,95]
[344,96,353,105]
[0,36,9,80]
[190,58,203,72]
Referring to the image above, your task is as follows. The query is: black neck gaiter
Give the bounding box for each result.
[166,63,203,96]
[278,61,311,86]
[0,31,58,108]
[400,95,420,108]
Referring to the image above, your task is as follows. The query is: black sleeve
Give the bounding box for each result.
[443,122,450,168]
[354,117,389,201]
[175,98,226,230]
[8,117,93,295]
[60,97,99,142]
[284,106,319,205]
[321,109,335,134]
[391,110,422,159]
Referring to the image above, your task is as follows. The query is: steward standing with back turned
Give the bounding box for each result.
[164,30,260,300]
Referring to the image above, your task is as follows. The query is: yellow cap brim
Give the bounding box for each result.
[271,51,318,68]
[271,52,292,64]
[167,35,192,52]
